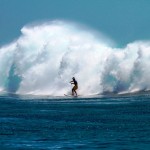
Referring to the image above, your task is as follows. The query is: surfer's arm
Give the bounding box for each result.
[70,81,74,84]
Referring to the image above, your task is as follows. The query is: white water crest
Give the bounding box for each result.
[0,20,150,96]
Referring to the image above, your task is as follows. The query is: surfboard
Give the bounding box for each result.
[64,94,78,97]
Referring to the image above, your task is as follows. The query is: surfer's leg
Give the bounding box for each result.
[72,88,74,96]
[74,90,77,96]
[73,86,78,96]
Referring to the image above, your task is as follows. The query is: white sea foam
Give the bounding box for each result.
[0,20,150,96]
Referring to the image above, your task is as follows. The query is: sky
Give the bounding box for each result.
[0,0,150,47]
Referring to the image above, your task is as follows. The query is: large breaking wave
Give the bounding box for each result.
[0,20,150,96]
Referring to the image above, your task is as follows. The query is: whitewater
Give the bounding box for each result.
[0,20,150,96]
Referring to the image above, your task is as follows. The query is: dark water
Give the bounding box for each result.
[0,94,150,150]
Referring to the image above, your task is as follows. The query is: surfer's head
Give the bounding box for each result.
[72,77,75,80]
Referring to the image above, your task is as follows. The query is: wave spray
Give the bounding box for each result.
[0,20,150,96]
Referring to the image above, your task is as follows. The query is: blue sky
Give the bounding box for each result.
[0,0,150,46]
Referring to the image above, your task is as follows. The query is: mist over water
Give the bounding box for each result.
[0,20,150,96]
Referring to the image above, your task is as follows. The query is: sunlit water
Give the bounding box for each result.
[0,94,150,149]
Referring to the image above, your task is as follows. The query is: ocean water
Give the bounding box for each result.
[1,18,150,150]
[0,94,150,150]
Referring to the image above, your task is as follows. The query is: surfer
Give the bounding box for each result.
[70,77,78,96]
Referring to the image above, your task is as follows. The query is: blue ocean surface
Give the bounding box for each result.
[0,94,150,150]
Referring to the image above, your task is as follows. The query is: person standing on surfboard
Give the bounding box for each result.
[70,77,78,96]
